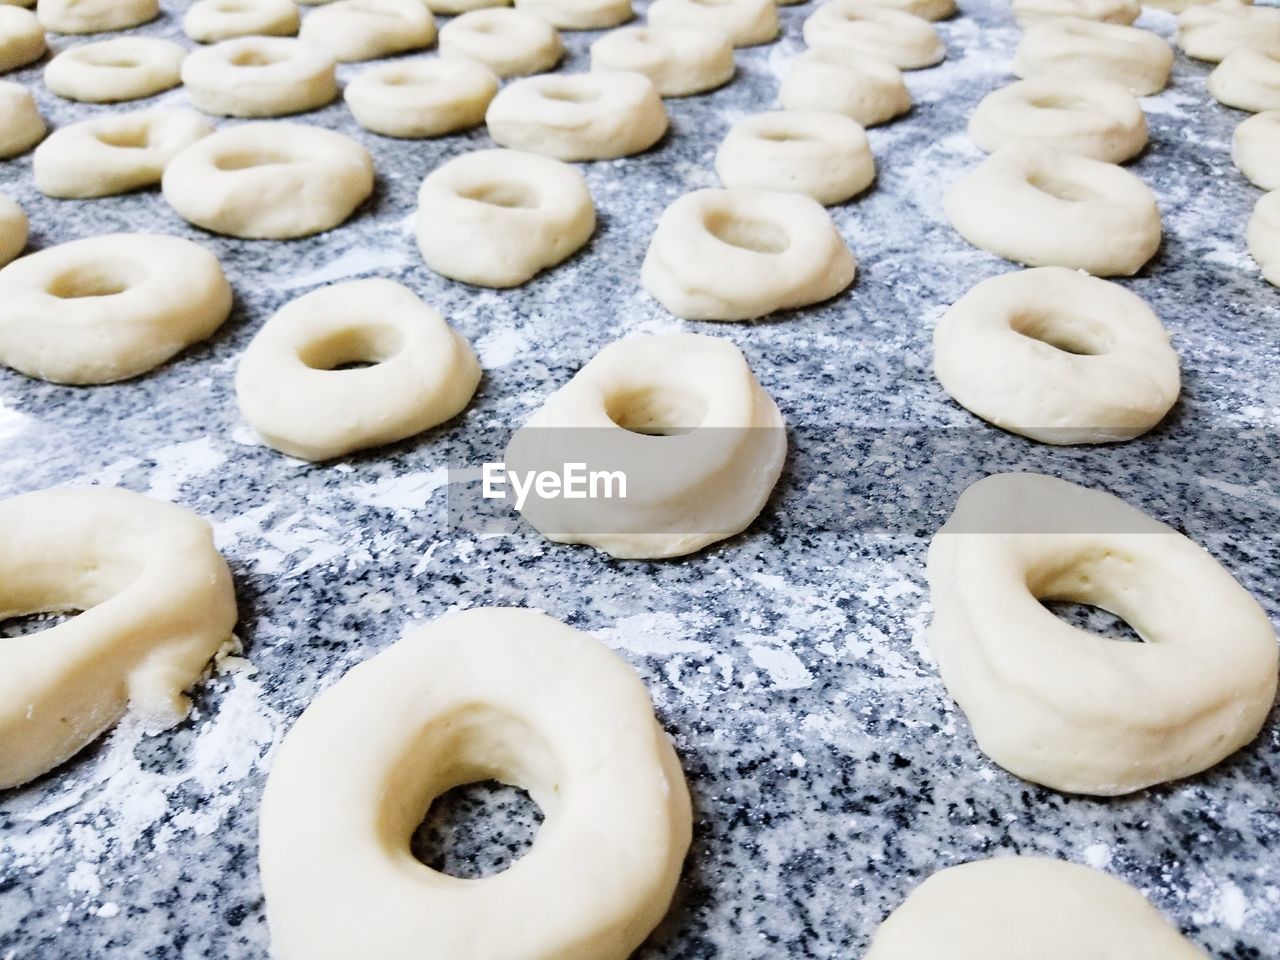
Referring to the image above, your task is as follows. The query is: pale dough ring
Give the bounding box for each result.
[182,36,337,117]
[1210,46,1280,111]
[416,148,595,287]
[259,607,692,960]
[1014,17,1173,97]
[438,8,563,78]
[1246,188,1280,285]
[44,37,184,103]
[872,0,956,21]
[1177,0,1280,63]
[589,26,734,97]
[184,0,301,42]
[298,0,437,62]
[345,58,498,138]
[932,266,1179,444]
[0,5,44,73]
[37,0,158,33]
[0,80,44,158]
[647,0,778,49]
[642,187,857,320]
[1012,0,1138,26]
[802,0,945,70]
[1233,109,1280,189]
[235,278,480,461]
[779,47,911,126]
[0,193,26,267]
[945,142,1161,276]
[505,333,786,558]
[486,71,668,161]
[34,108,213,199]
[0,233,232,384]
[514,0,632,29]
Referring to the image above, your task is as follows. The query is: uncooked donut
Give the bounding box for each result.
[514,0,631,29]
[345,58,498,138]
[298,0,437,62]
[643,187,856,320]
[1210,46,1280,111]
[236,279,480,461]
[37,0,158,33]
[1012,0,1138,26]
[182,36,338,117]
[259,607,691,959]
[1233,109,1280,188]
[0,193,26,267]
[802,0,945,70]
[44,37,184,103]
[779,46,911,126]
[1247,189,1280,285]
[1014,17,1173,96]
[1177,0,1280,63]
[0,81,44,157]
[438,8,563,78]
[184,0,301,41]
[590,26,733,97]
[647,0,778,49]
[0,5,43,73]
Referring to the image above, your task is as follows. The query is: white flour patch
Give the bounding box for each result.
[743,634,815,690]
[596,611,713,657]
[279,244,413,291]
[475,326,530,369]
[145,437,227,502]
[351,467,449,511]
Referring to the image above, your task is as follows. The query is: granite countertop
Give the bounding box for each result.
[2,0,1279,956]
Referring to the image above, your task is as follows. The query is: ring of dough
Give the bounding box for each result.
[802,1,945,70]
[416,148,595,287]
[1210,46,1280,111]
[1232,109,1280,189]
[182,37,337,117]
[258,607,691,959]
[514,0,632,29]
[590,27,733,97]
[0,6,44,73]
[647,0,778,49]
[236,278,480,461]
[715,110,875,205]
[1012,0,1138,26]
[36,0,158,33]
[346,58,498,138]
[945,142,1161,276]
[1014,18,1173,96]
[184,0,301,42]
[927,472,1278,795]
[967,77,1147,163]
[439,8,563,78]
[1247,188,1280,285]
[44,37,184,103]
[866,858,1209,958]
[779,47,911,126]
[34,108,212,198]
[298,0,437,62]
[504,334,786,558]
[871,0,956,21]
[0,81,44,158]
[163,122,374,239]
[1177,0,1280,63]
[933,267,1179,444]
[0,193,26,268]
[486,71,668,161]
[643,187,856,320]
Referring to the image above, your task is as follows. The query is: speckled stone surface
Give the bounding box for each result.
[2,0,1279,957]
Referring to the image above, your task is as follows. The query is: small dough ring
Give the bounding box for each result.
[933,267,1179,444]
[415,148,595,287]
[642,187,857,320]
[514,0,632,30]
[0,233,232,384]
[926,472,1278,795]
[235,278,480,461]
[945,142,1161,276]
[486,71,667,161]
[1232,109,1280,188]
[183,0,301,42]
[0,81,44,158]
[589,26,734,97]
[0,193,26,267]
[1012,0,1138,26]
[259,607,692,960]
[646,0,778,49]
[298,0,437,62]
[1177,0,1280,63]
[345,58,498,138]
[1014,18,1173,97]
[715,110,875,205]
[1247,189,1280,285]
[1210,47,1280,111]
[44,37,184,103]
[163,122,374,239]
[439,9,563,78]
[505,334,786,558]
[36,0,158,33]
[802,0,945,70]
[779,47,911,126]
[182,37,337,118]
[0,6,44,73]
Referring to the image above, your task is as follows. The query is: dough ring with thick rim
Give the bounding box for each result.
[182,36,337,117]
[1233,109,1280,189]
[1210,46,1280,110]
[1014,17,1173,97]
[802,0,945,70]
[0,81,44,158]
[646,0,778,49]
[439,8,563,78]
[504,333,786,558]
[1247,189,1280,285]
[345,58,498,138]
[0,486,238,791]
[926,472,1278,796]
[415,148,595,287]
[0,193,26,268]
[45,37,184,103]
[589,26,734,97]
[0,5,44,73]
[933,267,1179,444]
[1177,0,1280,63]
[184,0,301,42]
[643,187,856,320]
[37,0,158,33]
[258,607,692,960]
[514,0,632,30]
[1012,0,1138,26]
[298,0,437,62]
[779,47,911,126]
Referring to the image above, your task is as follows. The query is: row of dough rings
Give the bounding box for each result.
[1247,189,1280,284]
[1012,0,1137,27]
[0,193,25,267]
[184,0,301,42]
[0,81,44,158]
[183,36,337,117]
[37,0,158,33]
[779,46,912,127]
[515,0,633,30]
[299,0,437,62]
[1013,17,1173,97]
[1209,46,1280,112]
[802,0,946,70]
[1233,109,1280,189]
[346,58,498,138]
[1177,0,1280,63]
[45,37,184,103]
[589,26,735,97]
[647,0,778,49]
[0,5,42,72]
[438,8,564,78]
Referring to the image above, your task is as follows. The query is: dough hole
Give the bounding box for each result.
[1040,600,1144,643]
[95,127,152,150]
[0,610,82,640]
[47,266,138,299]
[230,47,286,67]
[1009,310,1109,355]
[296,325,405,371]
[539,84,602,104]
[1027,92,1097,111]
[1026,169,1099,202]
[704,210,790,254]
[212,150,294,171]
[457,181,540,209]
[605,385,708,435]
[410,780,544,879]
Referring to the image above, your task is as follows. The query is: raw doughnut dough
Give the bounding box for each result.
[439,8,562,78]
[416,148,594,287]
[1210,46,1280,111]
[486,71,667,161]
[0,487,237,791]
[590,26,733,97]
[182,37,337,117]
[1012,0,1138,26]
[345,58,498,138]
[968,76,1147,163]
[933,267,1179,444]
[1015,17,1173,96]
[802,1,945,70]
[643,187,856,320]
[0,233,232,383]
[1247,189,1280,284]
[866,858,1210,958]
[647,0,777,49]
[0,193,26,267]
[34,108,212,198]
[945,142,1161,276]
[163,122,373,239]
[0,81,44,157]
[259,607,691,960]
[514,0,631,29]
[715,110,875,205]
[927,472,1278,795]
[505,334,786,558]
[298,0,437,62]
[1177,0,1280,63]
[236,279,480,461]
[37,0,158,33]
[45,37,184,103]
[1233,109,1280,188]
[184,0,301,41]
[779,46,911,126]
[0,5,44,73]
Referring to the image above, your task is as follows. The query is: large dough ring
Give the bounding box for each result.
[45,37,184,103]
[37,0,158,33]
[0,193,27,267]
[514,0,632,30]
[643,187,856,320]
[163,122,374,239]
[259,607,691,960]
[1012,0,1138,26]
[439,8,563,78]
[504,333,786,558]
[345,58,498,138]
[1233,109,1280,189]
[1014,18,1173,97]
[182,36,338,117]
[802,0,945,70]
[298,0,437,62]
[1210,46,1280,111]
[0,5,44,73]
[0,81,44,158]
[927,472,1279,795]
[779,46,911,126]
[933,267,1179,444]
[1247,189,1280,285]
[236,278,480,461]
[647,0,778,49]
[589,26,734,97]
[184,0,301,42]
[1177,0,1280,63]
[416,148,595,287]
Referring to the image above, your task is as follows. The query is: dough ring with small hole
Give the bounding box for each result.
[45,37,184,103]
[182,36,337,117]
[1210,47,1280,111]
[802,0,945,69]
[514,0,632,30]
[236,278,480,461]
[163,122,374,239]
[258,607,691,959]
[299,0,437,62]
[646,0,777,48]
[643,187,856,320]
[0,81,43,157]
[1014,18,1173,97]
[416,148,595,287]
[0,5,44,73]
[1177,0,1280,63]
[504,333,786,558]
[926,472,1278,795]
[590,26,733,97]
[1233,110,1280,189]
[1247,189,1280,285]
[933,267,1179,444]
[346,58,498,138]
[37,0,158,33]
[779,47,911,126]
[184,0,301,42]
[0,193,26,267]
[1012,0,1137,26]
[439,8,563,78]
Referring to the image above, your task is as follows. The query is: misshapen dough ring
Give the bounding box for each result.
[1210,47,1280,111]
[259,607,691,959]
[298,0,437,62]
[933,267,1179,444]
[590,26,733,97]
[0,81,44,157]
[45,37,184,103]
[236,279,480,461]
[1177,0,1280,63]
[1012,0,1138,26]
[416,148,595,287]
[182,36,337,117]
[505,334,786,558]
[439,8,562,78]
[802,1,945,70]
[345,58,498,138]
[0,6,44,73]
[514,0,631,29]
[1014,17,1173,97]
[184,0,301,41]
[37,0,158,33]
[0,233,232,383]
[647,0,777,49]
[1247,189,1280,285]
[779,47,911,126]
[0,194,26,268]
[1233,109,1280,188]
